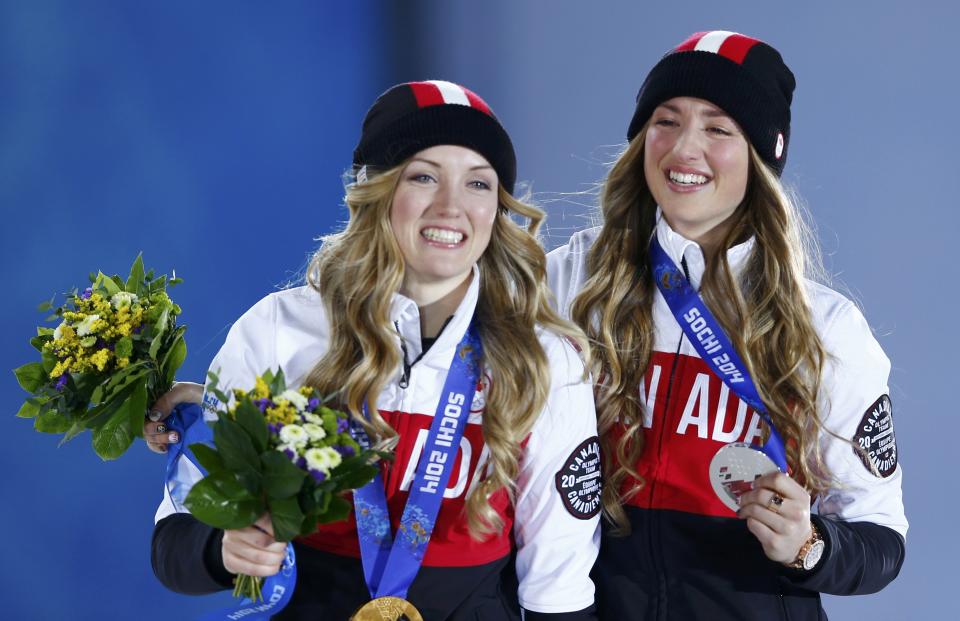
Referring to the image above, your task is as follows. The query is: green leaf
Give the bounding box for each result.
[235,400,269,454]
[148,307,170,360]
[269,496,305,542]
[35,408,71,433]
[261,451,307,499]
[266,368,287,396]
[96,271,121,296]
[205,371,231,406]
[58,420,88,446]
[161,329,187,387]
[91,394,139,460]
[30,335,51,352]
[126,253,145,294]
[189,443,225,473]
[14,363,48,393]
[37,298,54,312]
[330,459,379,491]
[316,494,352,524]
[16,400,41,419]
[213,416,261,475]
[126,381,148,440]
[184,472,264,530]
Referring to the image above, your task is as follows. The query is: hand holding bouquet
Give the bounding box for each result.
[183,369,386,602]
[14,255,186,460]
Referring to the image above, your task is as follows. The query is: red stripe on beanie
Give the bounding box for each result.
[717,34,761,64]
[674,32,708,52]
[409,81,445,108]
[463,88,492,116]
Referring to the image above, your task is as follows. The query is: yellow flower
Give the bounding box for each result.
[253,376,270,400]
[88,349,112,372]
[299,386,314,398]
[50,357,72,378]
[265,402,297,426]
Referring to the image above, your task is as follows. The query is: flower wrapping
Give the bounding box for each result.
[14,255,186,460]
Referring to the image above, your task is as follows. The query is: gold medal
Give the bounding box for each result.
[351,596,423,621]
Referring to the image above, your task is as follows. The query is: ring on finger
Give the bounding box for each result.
[156,423,166,434]
[769,493,784,510]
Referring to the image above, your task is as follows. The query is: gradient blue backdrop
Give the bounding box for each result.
[3,2,954,619]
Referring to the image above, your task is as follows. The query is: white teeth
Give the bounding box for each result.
[669,170,708,185]
[422,228,463,244]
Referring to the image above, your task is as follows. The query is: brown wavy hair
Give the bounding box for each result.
[305,161,589,537]
[572,125,830,533]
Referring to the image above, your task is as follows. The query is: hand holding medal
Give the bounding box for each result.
[735,471,815,565]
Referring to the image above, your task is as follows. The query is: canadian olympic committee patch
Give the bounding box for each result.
[555,437,602,519]
[853,394,897,478]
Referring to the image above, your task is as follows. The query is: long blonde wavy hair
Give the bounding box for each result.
[305,160,589,537]
[572,125,831,533]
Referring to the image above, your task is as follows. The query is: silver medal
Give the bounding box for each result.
[709,442,780,512]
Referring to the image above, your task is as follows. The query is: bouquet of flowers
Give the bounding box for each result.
[14,255,186,460]
[186,369,385,601]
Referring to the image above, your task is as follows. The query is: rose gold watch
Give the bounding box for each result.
[787,522,825,571]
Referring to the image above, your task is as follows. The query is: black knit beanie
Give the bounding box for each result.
[353,80,517,193]
[627,31,796,176]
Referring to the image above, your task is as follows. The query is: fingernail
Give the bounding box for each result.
[156,424,167,434]
[148,411,163,422]
[168,432,179,443]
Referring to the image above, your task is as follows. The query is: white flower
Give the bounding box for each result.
[277,389,308,411]
[53,322,66,341]
[110,292,138,309]
[279,424,308,449]
[75,314,101,336]
[302,423,327,442]
[304,446,342,474]
[303,412,322,425]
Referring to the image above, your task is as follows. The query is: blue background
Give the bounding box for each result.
[2,2,954,618]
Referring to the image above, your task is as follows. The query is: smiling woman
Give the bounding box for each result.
[547,31,907,620]
[147,80,602,620]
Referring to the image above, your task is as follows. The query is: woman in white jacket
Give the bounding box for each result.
[148,80,601,620]
[547,31,906,620]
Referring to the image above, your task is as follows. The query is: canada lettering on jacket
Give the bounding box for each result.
[641,364,765,444]
[682,308,744,383]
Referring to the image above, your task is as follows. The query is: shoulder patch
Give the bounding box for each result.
[555,436,602,519]
[852,394,897,478]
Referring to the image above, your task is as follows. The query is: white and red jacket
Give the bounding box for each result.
[546,217,907,620]
[153,267,601,620]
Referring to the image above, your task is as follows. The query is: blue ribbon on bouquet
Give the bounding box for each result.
[164,402,298,620]
[650,236,788,472]
[351,321,483,601]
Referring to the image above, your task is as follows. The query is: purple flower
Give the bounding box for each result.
[55,374,69,392]
[335,445,356,458]
[133,326,142,334]
[282,447,297,461]
[336,418,349,434]
[255,398,272,413]
[296,456,307,470]
[309,469,327,483]
[307,398,319,411]
[267,423,279,435]
[81,288,93,300]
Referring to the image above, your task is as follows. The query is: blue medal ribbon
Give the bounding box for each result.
[164,403,298,620]
[351,321,483,601]
[650,235,788,471]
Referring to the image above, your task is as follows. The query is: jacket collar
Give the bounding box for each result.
[654,209,755,291]
[388,264,480,365]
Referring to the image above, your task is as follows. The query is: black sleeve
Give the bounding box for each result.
[783,514,905,595]
[524,605,598,620]
[151,513,235,595]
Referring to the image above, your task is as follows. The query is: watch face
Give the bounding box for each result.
[803,539,825,571]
